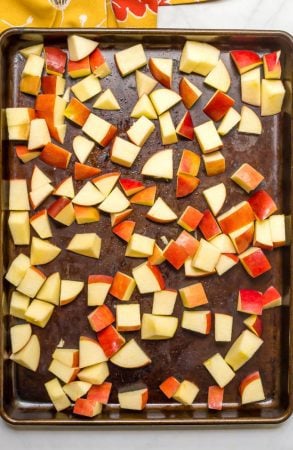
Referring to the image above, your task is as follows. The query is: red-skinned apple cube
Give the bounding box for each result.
[262,285,282,309]
[263,51,281,79]
[148,243,166,266]
[230,50,262,74]
[175,230,199,257]
[218,201,255,234]
[179,77,202,109]
[208,386,224,411]
[68,57,91,78]
[203,91,235,122]
[159,376,180,399]
[74,205,100,225]
[231,163,264,193]
[47,197,75,226]
[239,247,272,278]
[248,190,277,220]
[64,98,91,127]
[130,186,157,206]
[182,310,212,335]
[87,382,112,404]
[41,75,65,95]
[176,111,194,140]
[237,289,263,315]
[40,143,71,169]
[89,48,111,78]
[113,220,135,242]
[44,47,66,75]
[87,274,113,306]
[199,209,222,241]
[88,304,115,332]
[163,240,189,270]
[177,206,203,232]
[177,149,200,177]
[239,371,265,405]
[16,146,40,163]
[132,262,165,294]
[74,163,101,180]
[229,222,254,254]
[111,208,133,227]
[243,314,263,337]
[73,398,102,417]
[149,57,173,89]
[119,178,145,197]
[110,272,136,301]
[179,282,208,308]
[97,325,125,358]
[176,174,200,198]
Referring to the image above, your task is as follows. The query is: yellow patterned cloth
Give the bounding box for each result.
[0,0,211,31]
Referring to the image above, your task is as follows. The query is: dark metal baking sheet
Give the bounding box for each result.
[0,28,292,426]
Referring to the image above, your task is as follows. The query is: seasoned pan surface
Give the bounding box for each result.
[0,29,292,425]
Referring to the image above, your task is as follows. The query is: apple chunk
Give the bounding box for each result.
[78,362,109,385]
[73,399,102,417]
[63,381,91,402]
[204,353,235,388]
[241,68,261,106]
[141,313,178,340]
[67,233,101,259]
[115,44,147,76]
[182,310,211,335]
[87,274,113,306]
[240,371,265,405]
[208,386,224,411]
[82,113,117,147]
[110,136,141,168]
[231,163,264,193]
[173,380,199,405]
[237,289,263,315]
[79,336,107,368]
[25,299,54,328]
[203,183,226,216]
[37,272,60,305]
[217,107,241,136]
[194,121,223,154]
[60,280,84,306]
[10,334,40,372]
[8,211,30,245]
[159,377,180,399]
[10,323,32,354]
[239,247,272,278]
[149,57,173,89]
[45,378,71,412]
[118,385,148,411]
[263,51,281,79]
[261,79,285,116]
[88,304,115,332]
[5,253,31,287]
[52,348,79,368]
[238,106,262,135]
[204,59,231,92]
[152,290,177,316]
[215,313,233,342]
[67,35,98,61]
[179,282,208,308]
[127,116,155,147]
[111,339,151,369]
[230,50,262,74]
[30,237,61,266]
[146,197,177,223]
[135,70,157,97]
[110,271,136,301]
[132,262,165,294]
[179,77,202,109]
[142,149,173,180]
[99,187,130,214]
[180,41,220,76]
[149,89,181,116]
[116,304,141,331]
[48,359,79,384]
[225,329,263,371]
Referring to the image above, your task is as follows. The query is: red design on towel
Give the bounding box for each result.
[111,0,158,21]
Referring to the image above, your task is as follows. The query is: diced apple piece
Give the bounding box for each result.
[215,253,239,276]
[60,279,84,306]
[209,234,236,254]
[198,209,221,241]
[25,299,54,328]
[115,44,147,76]
[5,253,31,287]
[54,176,75,199]
[141,313,178,340]
[41,75,65,95]
[17,266,46,298]
[130,186,156,206]
[37,272,60,305]
[177,206,203,232]
[230,50,262,74]
[79,336,107,368]
[159,110,178,144]
[20,43,43,58]
[8,211,30,245]
[9,179,30,211]
[180,41,220,76]
[110,136,141,168]
[149,88,181,116]
[68,56,91,78]
[73,182,105,206]
[116,304,141,331]
[239,247,271,278]
[218,107,241,136]
[269,215,286,247]
[8,123,30,140]
[52,348,79,368]
[261,79,285,116]
[71,74,101,102]
[30,166,50,192]
[253,219,273,250]
[146,197,177,223]
[74,205,100,224]
[149,57,173,89]
[9,291,30,319]
[142,149,173,180]
[175,230,199,257]
[202,151,225,176]
[89,48,111,78]
[10,323,32,354]
[218,201,255,234]
[152,289,177,316]
[64,98,91,127]
[177,149,200,177]
[176,111,194,140]
[82,113,117,147]
[67,35,98,62]
[203,183,226,216]
[93,89,120,110]
[97,325,125,358]
[110,272,136,301]
[148,242,166,265]
[74,163,101,181]
[119,178,144,197]
[98,187,130,214]
[63,381,91,401]
[92,172,120,196]
[229,223,255,254]
[263,51,281,79]
[225,329,263,371]
[87,274,113,306]
[131,94,158,119]
[194,121,223,154]
[159,376,180,399]
[241,68,261,106]
[15,145,40,163]
[208,385,224,411]
[78,362,109,385]
[48,359,79,384]
[67,233,101,259]
[179,77,202,109]
[243,314,262,337]
[182,310,211,335]
[126,233,155,257]
[28,118,51,150]
[192,239,221,272]
[231,163,264,193]
[204,353,235,388]
[215,313,233,342]
[87,382,112,404]
[88,304,115,332]
[10,334,40,372]
[240,371,265,405]
[162,240,188,269]
[262,285,282,309]
[48,197,75,226]
[29,183,54,210]
[179,282,208,308]
[45,378,71,412]
[40,142,71,169]
[30,236,61,265]
[6,107,35,127]
[238,105,262,135]
[248,189,277,220]
[176,174,200,199]
[22,53,44,78]
[73,399,102,417]
[72,135,94,163]
[118,385,148,411]
[204,59,231,92]
[133,262,165,294]
[135,70,157,97]
[203,91,235,122]
[111,338,151,369]
[44,46,66,75]
[237,289,263,315]
[173,380,199,405]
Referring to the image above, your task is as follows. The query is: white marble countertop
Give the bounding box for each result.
[1,0,292,448]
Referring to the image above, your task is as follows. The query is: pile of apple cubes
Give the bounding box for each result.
[5,34,288,416]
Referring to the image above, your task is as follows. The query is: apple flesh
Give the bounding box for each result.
[217,201,255,234]
[67,35,98,61]
[202,151,226,176]
[15,146,40,163]
[163,239,188,270]
[261,79,285,116]
[88,304,115,332]
[20,43,43,58]
[239,371,265,405]
[142,149,173,180]
[9,291,30,319]
[148,242,166,266]
[269,214,287,247]
[230,50,262,74]
[177,149,200,177]
[182,310,212,335]
[79,336,107,369]
[194,121,223,154]
[263,51,281,79]
[243,314,262,337]
[141,313,178,340]
[135,70,157,97]
[208,386,224,411]
[127,116,155,147]
[73,399,102,417]
[126,233,155,258]
[110,136,141,168]
[132,262,165,294]
[115,44,147,76]
[52,348,79,368]
[89,48,111,78]
[173,380,199,406]
[110,338,151,369]
[231,163,264,193]
[159,377,180,399]
[116,303,141,331]
[82,113,117,147]
[253,219,273,250]
[217,107,241,136]
[25,299,54,328]
[87,382,112,404]
[45,378,71,412]
[10,323,32,354]
[152,289,177,316]
[63,381,91,402]
[204,59,231,92]
[54,176,75,199]
[74,163,101,181]
[177,206,203,232]
[74,205,100,224]
[225,329,263,371]
[179,77,202,109]
[10,334,40,372]
[237,289,263,315]
[87,274,113,306]
[131,94,157,119]
[204,353,235,388]
[180,41,220,76]
[159,111,178,145]
[214,313,233,342]
[8,211,30,245]
[78,362,109,385]
[72,182,105,206]
[37,271,60,305]
[146,197,177,223]
[9,179,30,211]
[149,57,173,89]
[149,88,181,116]
[175,230,199,257]
[238,105,262,135]
[98,187,130,214]
[192,239,221,272]
[198,209,222,241]
[17,266,46,298]
[41,75,65,95]
[60,280,84,306]
[203,183,226,216]
[209,234,236,254]
[179,282,208,308]
[64,98,91,127]
[5,253,31,287]
[119,178,145,197]
[67,233,101,259]
[241,68,261,106]
[229,222,254,254]
[48,359,79,384]
[48,197,75,226]
[113,220,136,242]
[30,236,61,265]
[68,56,91,78]
[92,172,120,196]
[118,385,148,411]
[40,142,71,169]
[110,271,136,301]
[93,88,120,110]
[28,118,51,150]
[215,253,239,276]
[130,186,157,206]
